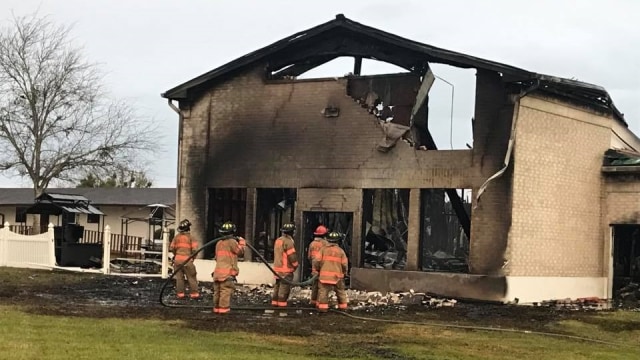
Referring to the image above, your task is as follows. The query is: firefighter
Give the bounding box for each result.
[313,231,349,312]
[308,225,329,306]
[169,219,200,299]
[212,221,246,314]
[271,222,299,307]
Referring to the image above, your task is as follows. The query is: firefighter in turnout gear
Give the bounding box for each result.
[313,231,349,312]
[169,219,200,299]
[271,222,299,307]
[308,225,329,306]
[212,222,246,314]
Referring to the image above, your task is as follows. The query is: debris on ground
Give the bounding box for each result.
[615,282,640,311]
[538,297,611,311]
[231,284,457,310]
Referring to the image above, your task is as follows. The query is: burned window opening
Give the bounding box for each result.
[420,189,471,273]
[303,211,353,280]
[362,189,410,270]
[421,64,476,150]
[254,188,297,262]
[206,188,247,258]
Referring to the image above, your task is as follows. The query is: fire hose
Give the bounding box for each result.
[158,237,634,348]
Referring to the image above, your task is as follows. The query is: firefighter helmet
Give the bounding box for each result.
[178,219,191,232]
[219,221,236,235]
[327,231,342,243]
[313,225,328,236]
[281,223,296,234]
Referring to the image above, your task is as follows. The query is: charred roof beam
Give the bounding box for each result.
[265,36,428,76]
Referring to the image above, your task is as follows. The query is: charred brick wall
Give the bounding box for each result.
[193,66,476,189]
[468,70,515,275]
[507,95,611,277]
[176,102,209,248]
[177,64,513,271]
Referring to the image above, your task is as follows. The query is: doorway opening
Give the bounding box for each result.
[302,211,353,279]
[206,188,247,258]
[254,188,297,262]
[612,224,640,293]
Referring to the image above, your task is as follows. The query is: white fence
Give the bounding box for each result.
[0,222,56,269]
[0,222,170,277]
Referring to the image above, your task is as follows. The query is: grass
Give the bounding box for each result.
[0,305,639,360]
[1,267,639,359]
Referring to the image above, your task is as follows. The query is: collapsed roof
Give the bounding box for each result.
[162,14,625,124]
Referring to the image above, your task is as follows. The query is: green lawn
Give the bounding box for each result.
[1,305,639,360]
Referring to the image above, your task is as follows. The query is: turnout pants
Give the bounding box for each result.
[271,273,293,307]
[310,277,319,305]
[317,279,348,312]
[213,278,235,313]
[174,261,198,297]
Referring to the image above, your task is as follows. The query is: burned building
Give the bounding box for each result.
[162,15,640,303]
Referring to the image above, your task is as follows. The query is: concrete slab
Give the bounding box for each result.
[193,259,277,284]
[350,267,507,302]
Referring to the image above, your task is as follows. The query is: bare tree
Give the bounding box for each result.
[0,14,155,198]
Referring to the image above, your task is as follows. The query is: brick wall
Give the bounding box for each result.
[604,176,640,224]
[507,95,612,277]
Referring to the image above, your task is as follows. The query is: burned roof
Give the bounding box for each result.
[162,14,625,124]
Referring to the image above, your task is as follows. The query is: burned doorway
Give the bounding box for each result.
[361,189,410,270]
[302,211,353,279]
[206,188,246,258]
[420,189,471,273]
[254,188,296,262]
[612,225,640,293]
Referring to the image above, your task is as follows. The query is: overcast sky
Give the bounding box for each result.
[1,0,638,188]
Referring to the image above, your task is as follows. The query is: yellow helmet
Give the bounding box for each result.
[327,231,342,243]
[219,222,236,235]
[281,223,296,234]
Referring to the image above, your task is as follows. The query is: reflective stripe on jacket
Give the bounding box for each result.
[213,236,245,281]
[169,232,198,263]
[313,243,348,284]
[273,235,298,275]
[308,237,327,274]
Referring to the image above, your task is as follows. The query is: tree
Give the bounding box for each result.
[77,168,153,188]
[0,14,155,197]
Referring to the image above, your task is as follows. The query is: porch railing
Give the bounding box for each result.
[79,229,144,257]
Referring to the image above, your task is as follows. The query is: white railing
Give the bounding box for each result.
[0,222,55,269]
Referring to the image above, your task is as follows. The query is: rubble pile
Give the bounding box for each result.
[226,284,457,311]
[615,283,640,310]
[538,297,611,311]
